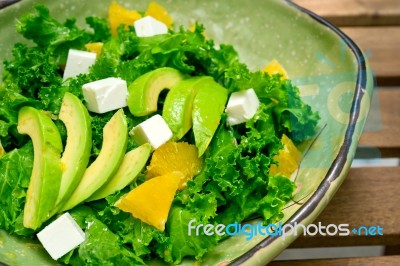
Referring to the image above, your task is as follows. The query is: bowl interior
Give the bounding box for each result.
[0,0,373,265]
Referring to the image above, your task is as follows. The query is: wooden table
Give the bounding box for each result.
[270,0,400,265]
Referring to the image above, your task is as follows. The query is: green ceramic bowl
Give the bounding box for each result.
[0,0,373,265]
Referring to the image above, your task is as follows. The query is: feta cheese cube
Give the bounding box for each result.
[63,49,97,81]
[134,16,168,37]
[82,77,128,113]
[225,88,260,126]
[37,213,85,260]
[130,114,173,149]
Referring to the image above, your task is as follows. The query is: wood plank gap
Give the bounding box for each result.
[340,27,400,83]
[269,255,400,266]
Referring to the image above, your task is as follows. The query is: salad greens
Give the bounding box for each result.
[0,3,319,265]
[0,142,34,236]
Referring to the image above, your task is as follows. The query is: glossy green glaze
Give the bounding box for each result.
[0,0,373,265]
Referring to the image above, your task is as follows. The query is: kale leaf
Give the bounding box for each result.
[0,142,34,236]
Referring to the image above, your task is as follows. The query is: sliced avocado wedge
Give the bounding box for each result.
[127,67,185,116]
[60,109,128,211]
[17,106,63,230]
[53,92,92,211]
[192,79,228,156]
[87,143,152,201]
[162,76,213,140]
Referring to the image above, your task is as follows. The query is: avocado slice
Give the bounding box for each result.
[127,67,185,116]
[192,79,228,156]
[162,76,213,140]
[17,106,63,230]
[53,92,92,211]
[87,143,152,201]
[60,109,128,211]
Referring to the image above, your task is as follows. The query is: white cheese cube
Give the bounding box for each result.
[63,49,97,81]
[37,213,85,260]
[82,77,128,114]
[130,114,173,149]
[225,88,260,126]
[134,16,168,37]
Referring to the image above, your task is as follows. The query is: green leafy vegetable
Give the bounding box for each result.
[0,3,318,265]
[16,5,90,64]
[0,142,34,236]
[0,85,41,150]
[85,17,112,42]
[73,216,145,266]
[171,106,297,262]
[166,207,218,263]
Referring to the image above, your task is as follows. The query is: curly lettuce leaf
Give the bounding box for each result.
[253,75,320,142]
[215,60,320,143]
[98,23,241,83]
[269,81,320,142]
[97,195,168,259]
[85,16,111,42]
[68,192,169,261]
[58,205,146,266]
[76,216,145,266]
[165,207,218,264]
[16,5,90,64]
[0,86,41,150]
[3,5,114,119]
[174,105,295,261]
[3,43,62,105]
[260,175,296,222]
[0,142,34,236]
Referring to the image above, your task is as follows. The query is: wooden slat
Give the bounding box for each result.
[292,1,400,85]
[290,167,400,248]
[340,27,400,86]
[385,245,400,255]
[269,255,400,266]
[359,89,400,156]
[292,0,400,26]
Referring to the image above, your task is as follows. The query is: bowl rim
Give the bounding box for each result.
[230,1,371,265]
[0,1,372,265]
[0,0,20,9]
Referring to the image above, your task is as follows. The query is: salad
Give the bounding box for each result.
[0,2,320,265]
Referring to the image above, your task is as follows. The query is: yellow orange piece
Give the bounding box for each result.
[263,59,288,80]
[115,171,182,231]
[85,42,103,57]
[146,142,203,189]
[145,2,173,29]
[108,1,142,35]
[269,134,301,177]
[0,142,4,157]
[189,22,196,32]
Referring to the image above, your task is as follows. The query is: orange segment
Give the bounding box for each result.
[145,2,173,29]
[270,134,301,177]
[108,1,142,36]
[0,142,4,157]
[189,22,196,32]
[146,142,203,189]
[114,171,182,231]
[263,59,288,80]
[85,42,103,57]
